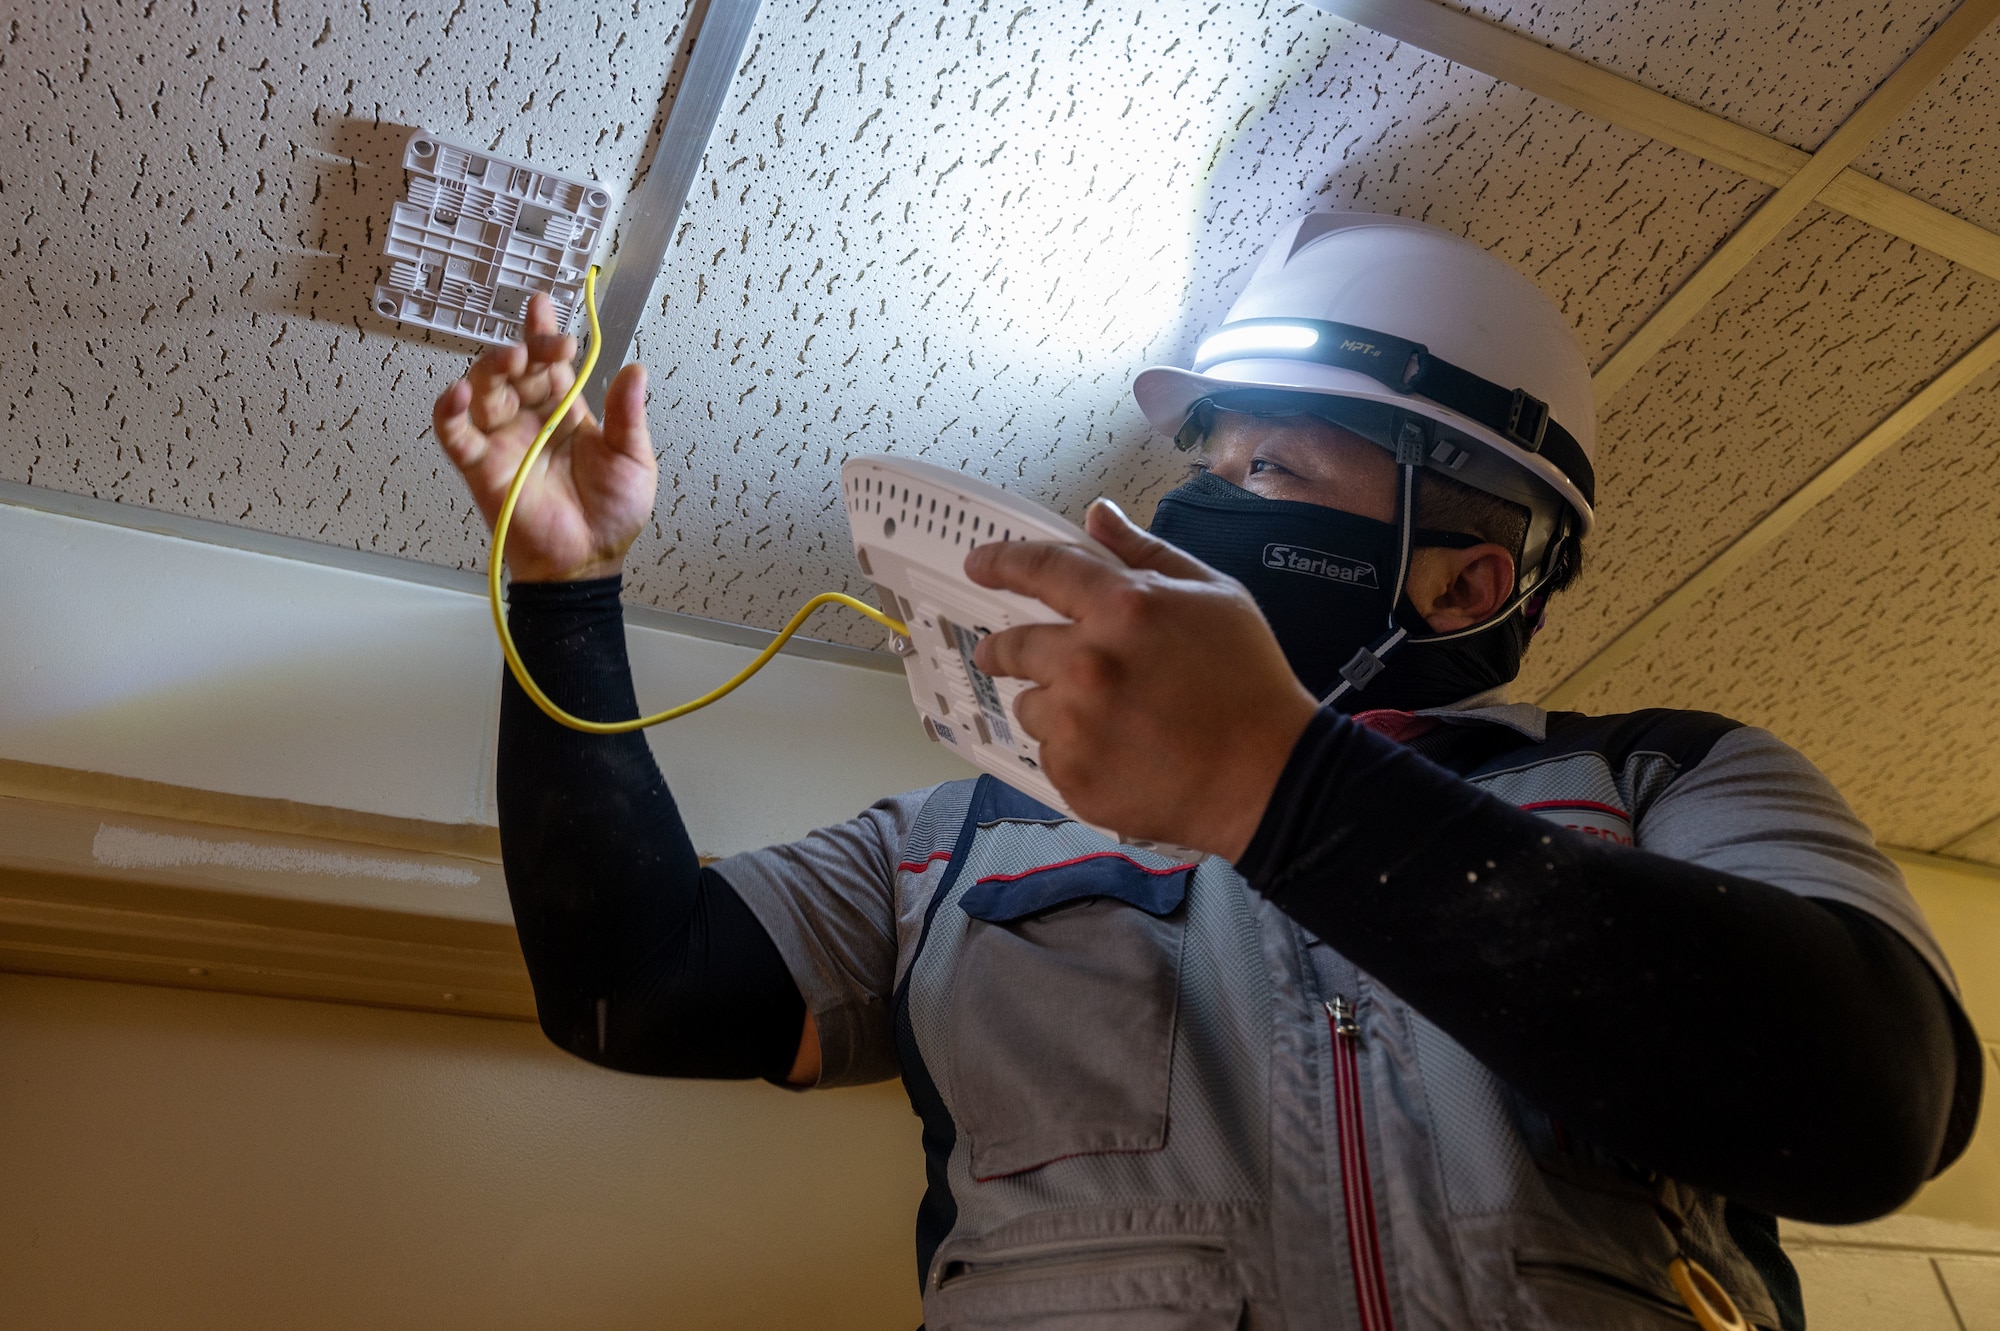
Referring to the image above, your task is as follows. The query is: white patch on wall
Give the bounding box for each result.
[92,823,482,888]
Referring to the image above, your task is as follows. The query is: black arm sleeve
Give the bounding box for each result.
[1237,707,1972,1224]
[496,576,805,1083]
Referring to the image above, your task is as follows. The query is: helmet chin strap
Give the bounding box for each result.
[1321,462,1417,706]
[1320,462,1563,708]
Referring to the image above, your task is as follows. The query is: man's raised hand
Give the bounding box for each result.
[965,500,1321,861]
[432,291,657,583]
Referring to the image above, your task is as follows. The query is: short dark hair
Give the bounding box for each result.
[1414,468,1582,597]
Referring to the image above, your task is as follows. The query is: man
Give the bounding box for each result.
[434,212,1975,1329]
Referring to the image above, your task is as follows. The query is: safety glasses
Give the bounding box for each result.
[1174,395,1486,551]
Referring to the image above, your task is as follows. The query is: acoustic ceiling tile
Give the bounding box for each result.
[0,0,691,570]
[1947,816,2000,867]
[3,0,1996,848]
[1554,361,2000,852]
[605,0,1766,638]
[0,0,1770,645]
[1851,18,2000,237]
[1441,0,1964,151]
[1515,205,2000,699]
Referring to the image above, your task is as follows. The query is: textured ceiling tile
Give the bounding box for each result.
[1552,364,2000,852]
[0,0,1767,648]
[1515,205,2000,699]
[0,0,689,566]
[1440,0,1962,150]
[1852,17,2000,235]
[3,0,1994,837]
[1947,815,2000,867]
[608,0,1763,636]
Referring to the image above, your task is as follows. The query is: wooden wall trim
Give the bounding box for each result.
[0,756,501,862]
[0,870,535,1022]
[0,789,530,1020]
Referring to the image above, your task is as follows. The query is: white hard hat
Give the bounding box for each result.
[1134,213,1597,563]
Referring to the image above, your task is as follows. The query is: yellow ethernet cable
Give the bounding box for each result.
[489,265,908,735]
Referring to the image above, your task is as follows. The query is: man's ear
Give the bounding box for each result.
[1407,544,1517,633]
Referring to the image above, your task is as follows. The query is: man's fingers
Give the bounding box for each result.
[599,362,652,465]
[432,379,483,464]
[465,340,526,392]
[975,622,1065,683]
[536,362,599,457]
[1008,682,1049,742]
[466,343,528,433]
[521,330,579,380]
[964,498,1223,623]
[524,291,561,340]
[513,357,589,442]
[1085,498,1216,581]
[432,378,521,521]
[964,537,1131,622]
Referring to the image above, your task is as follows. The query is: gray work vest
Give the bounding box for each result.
[727,701,1947,1325]
[892,711,1786,1330]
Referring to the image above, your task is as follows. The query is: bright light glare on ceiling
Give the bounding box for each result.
[850,28,1350,420]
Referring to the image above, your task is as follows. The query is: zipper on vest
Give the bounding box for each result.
[1327,995,1396,1331]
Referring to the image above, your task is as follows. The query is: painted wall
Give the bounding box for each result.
[0,486,945,1327]
[6,488,2000,1324]
[1775,852,2000,1328]
[0,971,926,1329]
[0,487,965,861]
[2,856,1997,1327]
[0,488,964,1324]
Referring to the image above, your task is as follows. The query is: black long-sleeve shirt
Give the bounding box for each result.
[496,576,1972,1227]
[498,577,804,1083]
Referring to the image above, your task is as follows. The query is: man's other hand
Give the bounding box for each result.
[432,292,657,583]
[966,500,1320,861]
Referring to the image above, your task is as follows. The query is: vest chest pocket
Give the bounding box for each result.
[949,851,1194,1181]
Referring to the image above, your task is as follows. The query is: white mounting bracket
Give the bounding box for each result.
[373,130,613,347]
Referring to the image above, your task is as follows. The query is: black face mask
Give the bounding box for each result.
[1147,469,1531,713]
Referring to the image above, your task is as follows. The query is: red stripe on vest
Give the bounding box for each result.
[1330,1003,1397,1331]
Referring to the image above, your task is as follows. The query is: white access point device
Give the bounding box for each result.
[841,455,1203,860]
[374,130,613,346]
